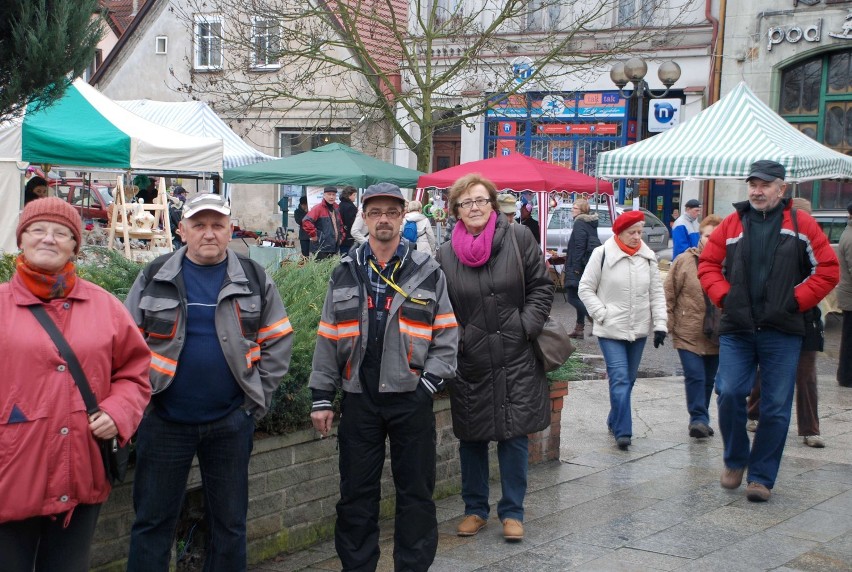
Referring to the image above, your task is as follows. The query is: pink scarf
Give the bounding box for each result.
[452,211,498,267]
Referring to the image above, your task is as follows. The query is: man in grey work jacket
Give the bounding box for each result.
[310,182,458,572]
[125,193,293,571]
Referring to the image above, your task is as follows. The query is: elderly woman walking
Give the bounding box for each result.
[665,214,722,439]
[437,173,553,542]
[0,198,151,571]
[579,210,668,450]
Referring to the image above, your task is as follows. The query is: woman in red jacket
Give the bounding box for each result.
[0,198,151,571]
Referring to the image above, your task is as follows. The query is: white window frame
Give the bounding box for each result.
[617,0,655,27]
[251,17,280,69]
[155,36,168,54]
[194,15,223,70]
[431,0,462,26]
[526,0,560,31]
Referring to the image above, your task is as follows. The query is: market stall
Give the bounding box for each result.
[416,153,614,249]
[0,79,223,252]
[597,82,852,181]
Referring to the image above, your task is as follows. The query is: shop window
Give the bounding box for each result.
[781,50,852,208]
[275,129,351,213]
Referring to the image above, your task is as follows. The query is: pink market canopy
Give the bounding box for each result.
[417,153,613,248]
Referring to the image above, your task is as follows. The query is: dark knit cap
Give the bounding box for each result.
[16,197,83,254]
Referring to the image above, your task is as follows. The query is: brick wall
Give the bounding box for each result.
[91,385,566,570]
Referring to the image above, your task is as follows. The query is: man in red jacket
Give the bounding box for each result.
[303,186,346,260]
[698,160,838,502]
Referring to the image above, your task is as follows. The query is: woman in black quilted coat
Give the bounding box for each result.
[565,198,599,339]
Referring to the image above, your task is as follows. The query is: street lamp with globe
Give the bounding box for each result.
[609,57,681,144]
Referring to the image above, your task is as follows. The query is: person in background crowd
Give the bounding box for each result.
[294,196,310,257]
[125,193,293,571]
[837,200,852,388]
[404,199,437,255]
[0,198,151,572]
[338,186,358,255]
[518,200,540,244]
[665,214,722,439]
[310,183,458,572]
[565,198,600,340]
[698,160,838,502]
[746,197,827,448]
[24,175,49,204]
[669,207,680,229]
[580,209,668,450]
[671,199,701,260]
[497,193,517,224]
[133,175,158,204]
[303,186,345,260]
[437,174,553,542]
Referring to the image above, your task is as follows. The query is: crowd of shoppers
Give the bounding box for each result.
[8,158,848,570]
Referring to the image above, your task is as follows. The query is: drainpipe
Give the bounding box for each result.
[704,0,726,214]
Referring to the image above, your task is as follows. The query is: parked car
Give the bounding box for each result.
[50,180,114,223]
[812,210,848,249]
[546,203,670,255]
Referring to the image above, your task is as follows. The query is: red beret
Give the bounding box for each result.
[612,210,645,236]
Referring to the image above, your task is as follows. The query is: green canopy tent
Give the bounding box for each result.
[224,143,423,188]
[597,82,852,181]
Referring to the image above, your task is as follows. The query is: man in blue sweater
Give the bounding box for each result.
[125,193,293,571]
[671,198,701,259]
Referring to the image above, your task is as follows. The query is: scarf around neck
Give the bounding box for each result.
[452,211,498,267]
[614,235,641,257]
[16,254,77,300]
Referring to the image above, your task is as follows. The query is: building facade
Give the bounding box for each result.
[717,0,852,215]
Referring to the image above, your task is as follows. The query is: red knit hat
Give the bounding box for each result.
[16,197,83,254]
[612,210,645,236]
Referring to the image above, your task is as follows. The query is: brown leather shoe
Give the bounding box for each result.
[746,482,771,502]
[502,518,524,541]
[568,323,585,339]
[720,466,745,489]
[457,514,487,537]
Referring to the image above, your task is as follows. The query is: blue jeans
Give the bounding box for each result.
[128,407,255,572]
[598,337,647,439]
[716,331,802,489]
[677,349,719,425]
[459,435,529,522]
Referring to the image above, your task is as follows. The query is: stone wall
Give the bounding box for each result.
[91,384,567,570]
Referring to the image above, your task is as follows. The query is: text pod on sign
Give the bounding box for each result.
[767,19,822,51]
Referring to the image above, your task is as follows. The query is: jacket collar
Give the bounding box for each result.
[153,247,250,286]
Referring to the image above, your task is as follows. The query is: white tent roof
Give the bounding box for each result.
[598,82,852,182]
[0,79,223,174]
[116,99,276,170]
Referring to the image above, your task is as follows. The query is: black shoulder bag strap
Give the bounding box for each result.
[28,304,99,415]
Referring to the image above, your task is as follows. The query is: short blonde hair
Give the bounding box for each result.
[699,214,722,233]
[791,197,812,214]
[407,200,422,212]
[448,173,498,217]
[573,198,590,214]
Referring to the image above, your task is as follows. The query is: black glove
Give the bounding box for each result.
[653,331,666,348]
[420,372,446,395]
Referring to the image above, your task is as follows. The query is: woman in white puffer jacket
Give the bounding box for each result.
[579,210,667,450]
[404,200,436,255]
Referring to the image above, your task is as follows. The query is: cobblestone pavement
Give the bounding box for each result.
[250,293,852,571]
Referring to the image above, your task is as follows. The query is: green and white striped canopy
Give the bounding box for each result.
[597,82,852,182]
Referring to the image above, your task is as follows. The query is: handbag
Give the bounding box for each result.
[28,305,129,485]
[508,226,575,372]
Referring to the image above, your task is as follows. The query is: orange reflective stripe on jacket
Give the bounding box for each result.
[257,317,293,344]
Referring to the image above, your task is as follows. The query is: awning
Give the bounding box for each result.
[597,82,852,182]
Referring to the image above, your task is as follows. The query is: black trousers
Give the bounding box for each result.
[335,390,437,572]
[838,311,852,387]
[0,503,101,572]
